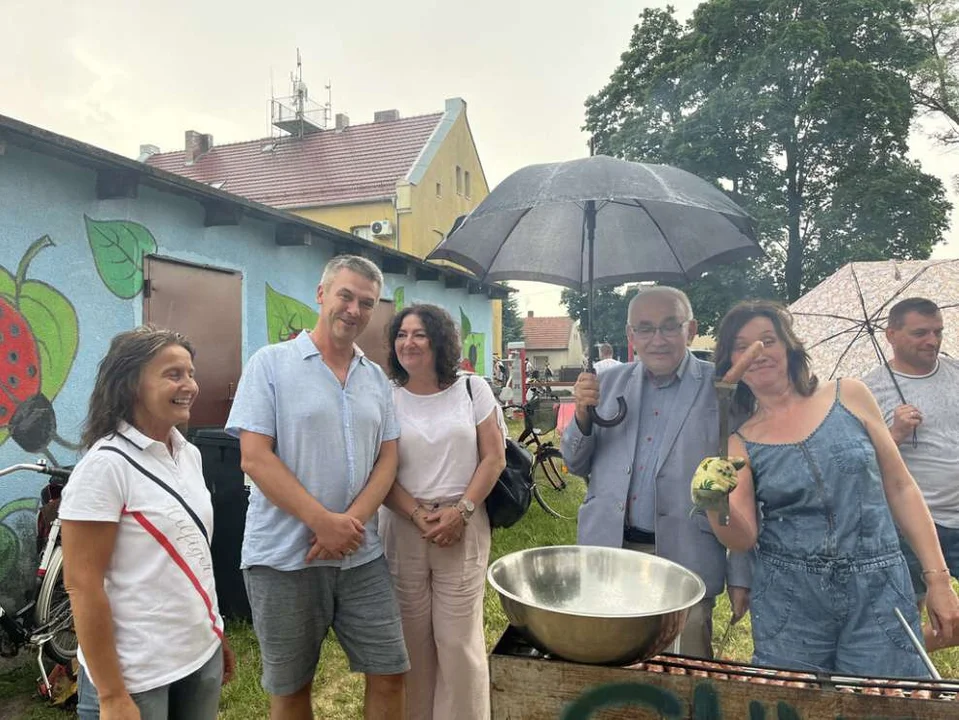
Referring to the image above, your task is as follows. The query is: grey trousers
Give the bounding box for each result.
[623,540,715,658]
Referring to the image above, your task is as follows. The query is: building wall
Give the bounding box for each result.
[293,200,396,249]
[407,112,489,259]
[0,142,493,609]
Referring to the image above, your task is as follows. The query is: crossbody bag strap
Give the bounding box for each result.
[99,445,210,546]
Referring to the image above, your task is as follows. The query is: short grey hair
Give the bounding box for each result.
[320,254,384,290]
[627,286,694,323]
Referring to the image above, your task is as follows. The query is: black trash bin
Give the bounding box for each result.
[189,428,252,622]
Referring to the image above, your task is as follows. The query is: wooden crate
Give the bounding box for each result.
[489,629,959,719]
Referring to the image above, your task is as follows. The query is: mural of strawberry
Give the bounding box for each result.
[0,236,80,462]
[0,297,42,421]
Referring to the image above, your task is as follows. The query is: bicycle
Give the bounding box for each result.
[504,395,582,520]
[0,460,77,700]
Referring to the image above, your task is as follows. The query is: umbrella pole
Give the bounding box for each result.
[585,199,627,428]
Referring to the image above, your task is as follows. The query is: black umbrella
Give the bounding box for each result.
[429,155,761,426]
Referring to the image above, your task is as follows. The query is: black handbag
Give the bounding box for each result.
[465,377,533,529]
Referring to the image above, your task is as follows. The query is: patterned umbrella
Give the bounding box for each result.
[789,259,959,380]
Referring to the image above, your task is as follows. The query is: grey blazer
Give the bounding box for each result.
[560,353,751,599]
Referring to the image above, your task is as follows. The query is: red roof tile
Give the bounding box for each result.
[146,113,443,209]
[523,316,576,350]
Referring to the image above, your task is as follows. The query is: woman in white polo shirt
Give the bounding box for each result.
[60,326,235,719]
[379,304,506,720]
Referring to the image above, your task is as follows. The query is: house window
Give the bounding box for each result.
[351,225,372,241]
[455,166,463,195]
[435,181,442,198]
[464,170,471,199]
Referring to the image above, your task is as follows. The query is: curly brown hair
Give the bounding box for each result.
[386,305,460,388]
[714,300,818,415]
[81,325,196,449]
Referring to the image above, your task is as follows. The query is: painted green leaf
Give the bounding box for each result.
[85,216,158,298]
[459,307,472,337]
[18,280,79,401]
[393,286,405,312]
[0,264,15,299]
[265,283,318,344]
[463,332,485,375]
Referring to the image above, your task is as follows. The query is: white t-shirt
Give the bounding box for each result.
[862,357,959,527]
[59,422,222,694]
[394,376,504,499]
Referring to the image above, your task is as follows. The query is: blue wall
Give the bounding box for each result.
[0,142,493,608]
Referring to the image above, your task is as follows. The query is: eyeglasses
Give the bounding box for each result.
[628,320,689,340]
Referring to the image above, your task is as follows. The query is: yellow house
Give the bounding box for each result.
[147,98,502,351]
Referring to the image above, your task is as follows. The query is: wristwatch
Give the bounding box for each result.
[455,498,475,524]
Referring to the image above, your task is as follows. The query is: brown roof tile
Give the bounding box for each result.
[523,316,576,350]
[146,113,443,209]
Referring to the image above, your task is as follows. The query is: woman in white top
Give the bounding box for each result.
[60,326,235,719]
[380,305,506,720]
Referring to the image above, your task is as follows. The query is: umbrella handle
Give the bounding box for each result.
[589,397,627,427]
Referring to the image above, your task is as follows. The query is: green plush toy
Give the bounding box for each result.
[690,457,747,525]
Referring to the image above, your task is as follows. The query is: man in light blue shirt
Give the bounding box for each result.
[226,255,408,718]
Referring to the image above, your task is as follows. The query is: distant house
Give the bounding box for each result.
[145,98,502,351]
[522,313,585,373]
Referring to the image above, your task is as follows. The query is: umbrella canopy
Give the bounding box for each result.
[428,155,761,427]
[789,259,959,379]
[428,155,760,291]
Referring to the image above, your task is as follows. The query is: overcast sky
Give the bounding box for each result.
[3,0,956,317]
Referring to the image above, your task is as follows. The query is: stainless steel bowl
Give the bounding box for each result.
[487,545,706,665]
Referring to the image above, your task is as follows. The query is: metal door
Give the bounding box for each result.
[354,300,394,370]
[143,257,242,427]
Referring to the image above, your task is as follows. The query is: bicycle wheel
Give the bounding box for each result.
[35,545,78,665]
[532,448,585,520]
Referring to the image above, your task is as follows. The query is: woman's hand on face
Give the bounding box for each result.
[924,576,959,646]
[422,506,464,547]
[100,694,141,720]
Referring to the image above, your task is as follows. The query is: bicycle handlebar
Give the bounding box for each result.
[0,462,71,480]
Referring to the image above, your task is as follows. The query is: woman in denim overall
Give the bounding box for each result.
[706,301,959,677]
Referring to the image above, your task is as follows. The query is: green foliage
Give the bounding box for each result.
[560,286,633,360]
[500,292,524,352]
[585,0,951,309]
[910,0,959,144]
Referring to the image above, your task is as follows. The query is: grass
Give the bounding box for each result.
[4,421,959,717]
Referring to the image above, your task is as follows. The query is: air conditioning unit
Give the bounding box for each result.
[370,220,393,238]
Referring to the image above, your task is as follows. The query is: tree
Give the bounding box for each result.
[560,286,634,361]
[911,0,959,145]
[586,1,951,311]
[500,292,524,353]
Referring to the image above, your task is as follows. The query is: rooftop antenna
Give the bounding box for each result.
[324,80,333,129]
[271,48,326,138]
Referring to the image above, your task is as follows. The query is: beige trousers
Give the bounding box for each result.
[380,503,492,720]
[623,541,716,658]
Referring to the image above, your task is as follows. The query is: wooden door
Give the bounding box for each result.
[143,257,242,427]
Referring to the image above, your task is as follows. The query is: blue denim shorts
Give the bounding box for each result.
[750,552,928,678]
[899,524,959,596]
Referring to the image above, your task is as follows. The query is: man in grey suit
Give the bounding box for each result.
[561,286,750,658]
